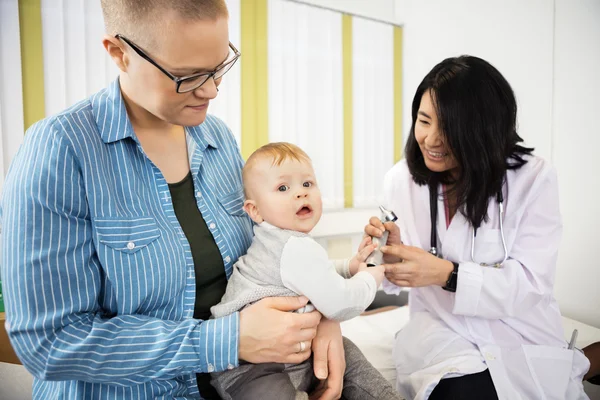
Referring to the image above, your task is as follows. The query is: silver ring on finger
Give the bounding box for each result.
[297,341,306,353]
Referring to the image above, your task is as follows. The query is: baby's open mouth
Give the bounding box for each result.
[296,205,312,216]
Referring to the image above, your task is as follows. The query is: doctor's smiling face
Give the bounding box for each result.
[414,90,459,174]
[405,56,533,229]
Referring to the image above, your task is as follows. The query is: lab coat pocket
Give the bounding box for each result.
[522,344,573,400]
[472,228,513,266]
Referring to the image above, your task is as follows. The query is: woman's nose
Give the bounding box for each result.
[193,76,219,100]
[424,130,442,147]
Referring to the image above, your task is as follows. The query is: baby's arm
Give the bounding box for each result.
[330,258,352,279]
[330,236,379,278]
[280,236,384,321]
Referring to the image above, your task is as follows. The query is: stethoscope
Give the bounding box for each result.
[428,181,508,268]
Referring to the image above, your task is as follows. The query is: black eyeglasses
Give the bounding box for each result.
[116,34,240,93]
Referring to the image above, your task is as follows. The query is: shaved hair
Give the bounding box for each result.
[101,0,228,45]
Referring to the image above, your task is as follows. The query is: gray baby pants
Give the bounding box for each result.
[211,337,402,400]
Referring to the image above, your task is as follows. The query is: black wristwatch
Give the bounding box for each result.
[442,261,459,292]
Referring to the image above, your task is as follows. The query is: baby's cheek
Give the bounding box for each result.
[272,208,295,229]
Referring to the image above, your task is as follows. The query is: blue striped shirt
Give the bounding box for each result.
[1,79,254,399]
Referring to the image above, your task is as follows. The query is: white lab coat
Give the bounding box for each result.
[381,156,590,400]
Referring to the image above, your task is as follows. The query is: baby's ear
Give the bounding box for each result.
[243,200,263,224]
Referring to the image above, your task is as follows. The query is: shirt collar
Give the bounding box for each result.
[91,79,137,144]
[186,122,218,151]
[91,78,218,150]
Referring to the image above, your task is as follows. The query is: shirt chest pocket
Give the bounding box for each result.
[218,189,246,217]
[94,217,161,253]
[93,217,177,313]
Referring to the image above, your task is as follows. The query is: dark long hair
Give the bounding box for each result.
[405,55,533,229]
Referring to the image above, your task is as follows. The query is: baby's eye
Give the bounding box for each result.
[303,182,312,188]
[278,185,290,192]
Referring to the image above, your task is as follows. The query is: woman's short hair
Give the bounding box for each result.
[101,0,228,45]
[405,55,533,229]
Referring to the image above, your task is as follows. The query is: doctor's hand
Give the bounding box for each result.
[363,216,402,264]
[380,244,454,288]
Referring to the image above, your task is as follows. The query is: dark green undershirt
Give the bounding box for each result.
[168,172,227,399]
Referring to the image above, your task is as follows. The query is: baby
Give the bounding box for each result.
[210,142,401,400]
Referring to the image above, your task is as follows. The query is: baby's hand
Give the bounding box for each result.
[357,262,385,287]
[349,237,376,276]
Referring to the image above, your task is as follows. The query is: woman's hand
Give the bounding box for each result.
[239,296,322,364]
[380,243,454,288]
[363,217,403,264]
[310,319,345,400]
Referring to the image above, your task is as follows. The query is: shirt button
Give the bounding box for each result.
[224,256,231,263]
[209,223,216,230]
[227,364,234,370]
[485,352,496,360]
[207,363,215,373]
[196,191,202,198]
[126,242,136,250]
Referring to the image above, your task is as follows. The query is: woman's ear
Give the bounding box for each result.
[103,35,129,72]
[243,200,263,224]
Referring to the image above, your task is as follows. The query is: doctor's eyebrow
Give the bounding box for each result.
[418,111,432,119]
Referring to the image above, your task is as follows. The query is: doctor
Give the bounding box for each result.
[364,56,590,400]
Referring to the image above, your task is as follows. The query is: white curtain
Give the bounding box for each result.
[352,17,395,208]
[0,0,25,195]
[41,0,119,117]
[40,0,242,145]
[210,0,242,146]
[268,0,344,210]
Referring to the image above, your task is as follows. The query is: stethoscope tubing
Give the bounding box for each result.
[429,182,508,268]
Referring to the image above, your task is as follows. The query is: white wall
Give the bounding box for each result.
[399,0,554,161]
[552,0,600,329]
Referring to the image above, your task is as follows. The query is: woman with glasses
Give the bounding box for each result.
[1,1,347,399]
[363,56,590,399]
